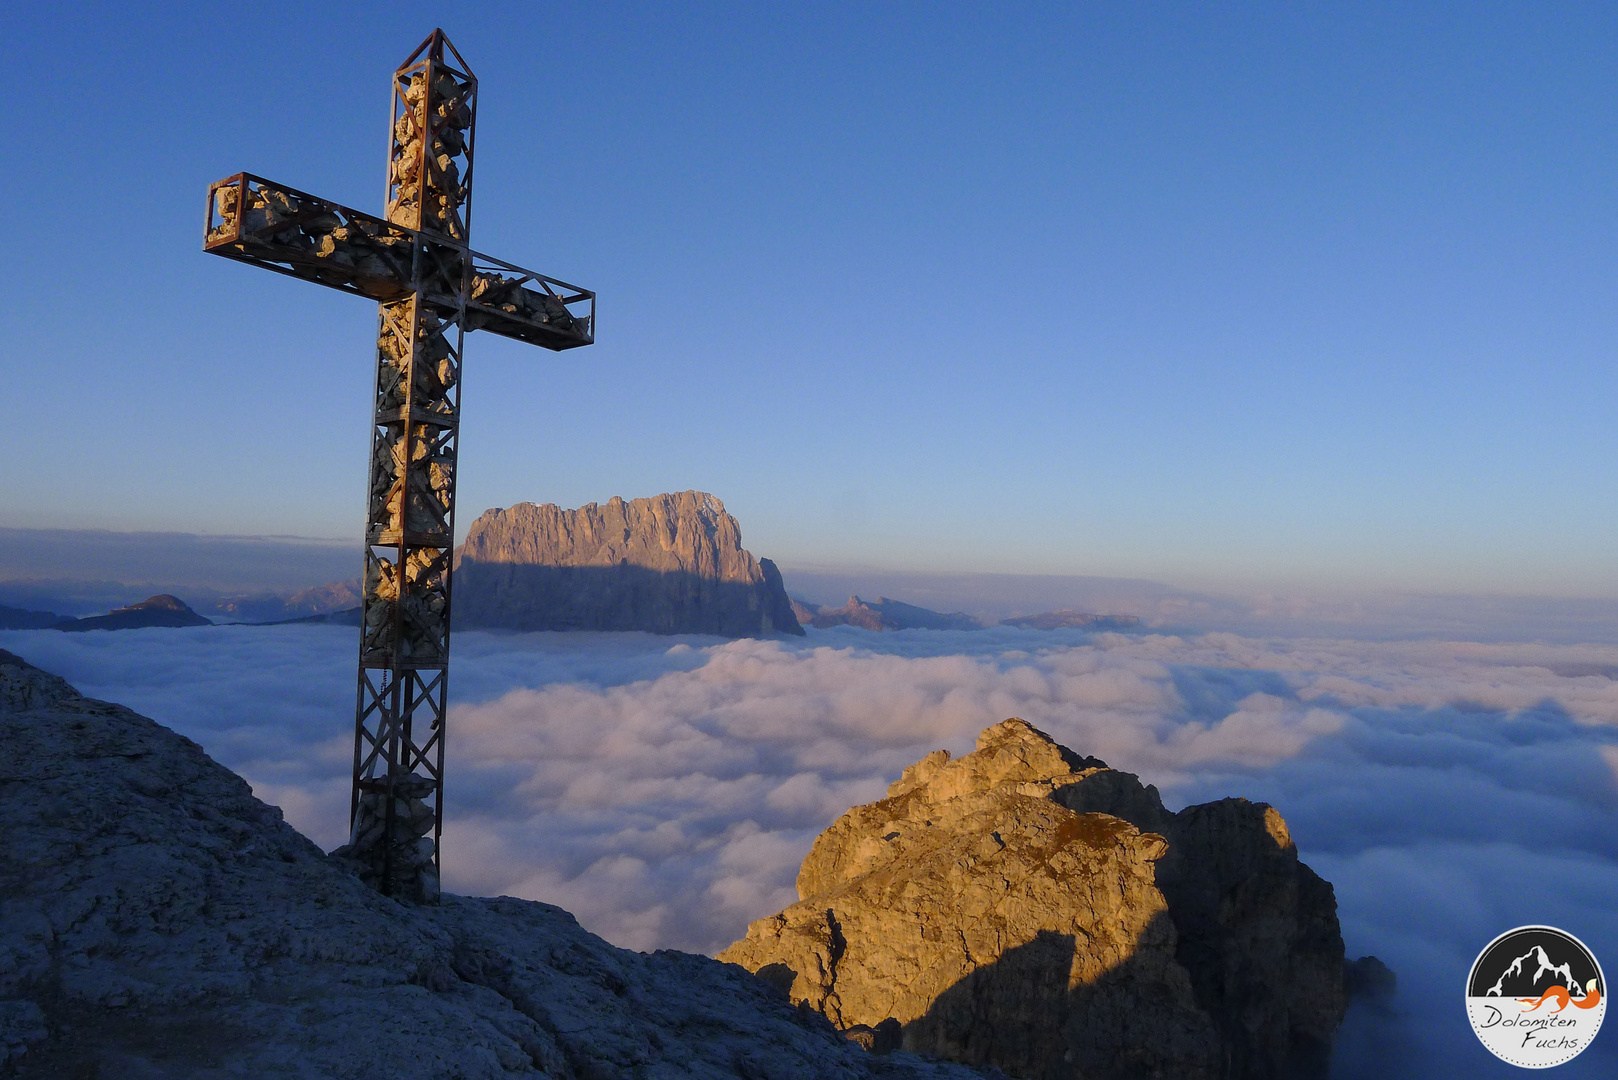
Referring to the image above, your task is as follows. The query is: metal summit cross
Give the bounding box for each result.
[203,30,595,902]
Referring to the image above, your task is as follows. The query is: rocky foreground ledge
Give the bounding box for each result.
[722,720,1356,1080]
[0,651,984,1078]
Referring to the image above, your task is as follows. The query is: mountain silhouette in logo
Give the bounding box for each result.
[1487,946,1580,997]
[1471,928,1603,999]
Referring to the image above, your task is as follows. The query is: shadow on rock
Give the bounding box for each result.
[909,920,1225,1079]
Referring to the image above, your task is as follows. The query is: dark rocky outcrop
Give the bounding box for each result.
[1343,956,1397,1008]
[0,650,984,1078]
[53,594,212,632]
[453,491,802,637]
[802,595,983,631]
[721,719,1353,1079]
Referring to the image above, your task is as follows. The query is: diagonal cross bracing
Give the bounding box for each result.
[203,30,595,902]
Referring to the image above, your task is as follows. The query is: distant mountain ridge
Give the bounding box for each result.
[0,595,215,633]
[0,605,66,630]
[55,594,213,632]
[453,492,803,638]
[0,595,218,637]
[999,609,1142,631]
[22,528,1618,642]
[0,577,363,626]
[792,598,1143,633]
[213,579,362,623]
[798,595,983,631]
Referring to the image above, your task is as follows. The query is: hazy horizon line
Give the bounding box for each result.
[6,524,1618,608]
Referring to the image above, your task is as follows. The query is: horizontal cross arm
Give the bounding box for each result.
[464,250,595,351]
[205,173,414,301]
[203,174,594,351]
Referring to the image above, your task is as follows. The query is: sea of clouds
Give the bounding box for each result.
[3,623,1615,1079]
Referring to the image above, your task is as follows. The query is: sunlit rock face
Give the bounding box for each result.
[0,650,987,1078]
[453,491,804,637]
[720,718,1348,1080]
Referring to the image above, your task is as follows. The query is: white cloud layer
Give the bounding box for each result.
[3,623,1615,1078]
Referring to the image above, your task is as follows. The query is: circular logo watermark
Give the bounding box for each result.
[1467,925,1605,1068]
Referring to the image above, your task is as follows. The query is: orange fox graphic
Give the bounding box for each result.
[1518,980,1602,1013]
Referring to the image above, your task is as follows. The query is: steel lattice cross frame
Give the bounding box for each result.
[203,30,595,902]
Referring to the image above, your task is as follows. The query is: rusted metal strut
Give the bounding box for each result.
[204,30,595,902]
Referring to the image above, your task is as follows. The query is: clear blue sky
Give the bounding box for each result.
[7,2,1618,596]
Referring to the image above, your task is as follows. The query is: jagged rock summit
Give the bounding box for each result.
[721,718,1349,1080]
[0,649,988,1078]
[453,491,803,637]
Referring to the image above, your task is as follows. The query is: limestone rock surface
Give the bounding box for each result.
[454,491,803,637]
[0,649,985,1078]
[720,719,1348,1080]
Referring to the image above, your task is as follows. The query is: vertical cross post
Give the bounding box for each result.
[202,29,595,904]
[347,34,477,902]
